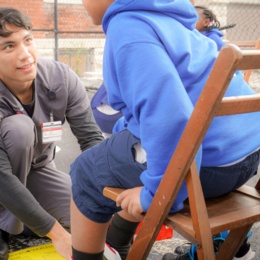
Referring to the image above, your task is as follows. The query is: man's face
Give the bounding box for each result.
[0,24,37,89]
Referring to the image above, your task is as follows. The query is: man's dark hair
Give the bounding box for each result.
[0,7,32,37]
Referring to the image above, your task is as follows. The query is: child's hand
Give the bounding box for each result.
[116,187,144,221]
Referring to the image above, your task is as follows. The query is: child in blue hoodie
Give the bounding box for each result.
[195,5,225,51]
[70,1,260,259]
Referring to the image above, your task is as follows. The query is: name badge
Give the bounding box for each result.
[41,121,62,144]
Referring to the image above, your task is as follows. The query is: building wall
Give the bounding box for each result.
[1,0,102,34]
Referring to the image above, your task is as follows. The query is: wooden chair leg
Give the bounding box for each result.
[216,224,252,260]
[187,161,215,259]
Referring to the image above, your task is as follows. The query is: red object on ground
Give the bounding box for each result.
[134,220,173,241]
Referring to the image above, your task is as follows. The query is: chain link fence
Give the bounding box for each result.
[2,0,260,93]
[194,0,260,92]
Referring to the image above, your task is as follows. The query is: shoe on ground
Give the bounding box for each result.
[234,247,255,260]
[161,243,192,260]
[104,243,121,260]
[162,239,256,260]
[162,252,190,260]
[0,229,9,260]
[174,243,192,256]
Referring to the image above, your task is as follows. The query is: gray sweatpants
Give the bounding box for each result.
[0,115,71,234]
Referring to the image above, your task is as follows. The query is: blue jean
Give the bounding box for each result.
[200,149,260,198]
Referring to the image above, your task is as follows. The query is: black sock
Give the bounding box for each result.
[235,238,251,257]
[106,213,140,260]
[72,247,103,260]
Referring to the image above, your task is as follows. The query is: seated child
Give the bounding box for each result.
[195,5,225,50]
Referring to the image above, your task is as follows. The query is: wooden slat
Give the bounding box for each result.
[103,187,124,201]
[186,161,215,257]
[243,40,260,82]
[230,41,257,48]
[236,50,260,70]
[166,202,260,235]
[236,185,260,199]
[216,95,260,116]
[209,205,260,234]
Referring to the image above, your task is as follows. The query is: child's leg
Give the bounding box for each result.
[69,130,146,259]
[71,198,110,254]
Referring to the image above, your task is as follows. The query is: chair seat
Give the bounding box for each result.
[104,185,260,247]
[166,185,260,244]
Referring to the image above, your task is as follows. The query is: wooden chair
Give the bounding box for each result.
[103,45,260,260]
[228,39,260,82]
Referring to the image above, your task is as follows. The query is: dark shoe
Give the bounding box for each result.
[162,236,255,260]
[161,236,224,260]
[161,243,192,260]
[234,238,255,260]
[162,252,190,260]
[0,229,9,260]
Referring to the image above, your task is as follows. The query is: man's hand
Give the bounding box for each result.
[116,187,144,221]
[46,221,72,260]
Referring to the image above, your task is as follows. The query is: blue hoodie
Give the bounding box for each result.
[102,0,260,212]
[203,28,225,51]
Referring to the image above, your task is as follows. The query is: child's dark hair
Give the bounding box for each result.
[0,7,32,37]
[195,5,220,31]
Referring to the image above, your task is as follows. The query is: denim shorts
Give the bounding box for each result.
[200,149,260,198]
[70,129,146,223]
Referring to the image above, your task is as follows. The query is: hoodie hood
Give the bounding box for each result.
[203,27,224,38]
[103,0,198,33]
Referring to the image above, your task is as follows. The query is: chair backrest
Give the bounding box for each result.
[127,45,260,259]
